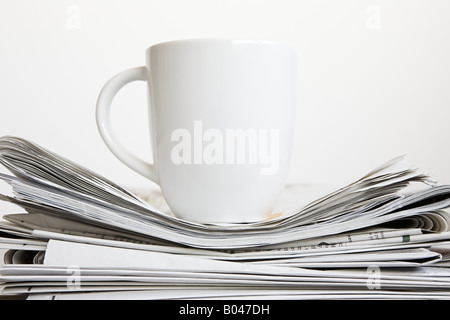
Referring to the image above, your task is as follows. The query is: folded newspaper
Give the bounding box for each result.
[1,135,450,300]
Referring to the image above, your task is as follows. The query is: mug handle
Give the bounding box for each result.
[96,66,158,183]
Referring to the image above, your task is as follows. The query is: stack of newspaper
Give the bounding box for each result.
[1,135,450,299]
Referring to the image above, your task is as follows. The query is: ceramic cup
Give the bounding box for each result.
[96,38,296,223]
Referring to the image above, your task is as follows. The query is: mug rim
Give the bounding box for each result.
[146,38,295,54]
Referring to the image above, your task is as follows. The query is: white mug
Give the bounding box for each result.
[96,38,296,223]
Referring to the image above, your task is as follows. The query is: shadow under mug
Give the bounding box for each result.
[96,38,296,223]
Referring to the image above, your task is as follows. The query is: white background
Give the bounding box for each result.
[0,0,449,215]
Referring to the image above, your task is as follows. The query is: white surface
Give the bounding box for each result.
[0,0,450,216]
